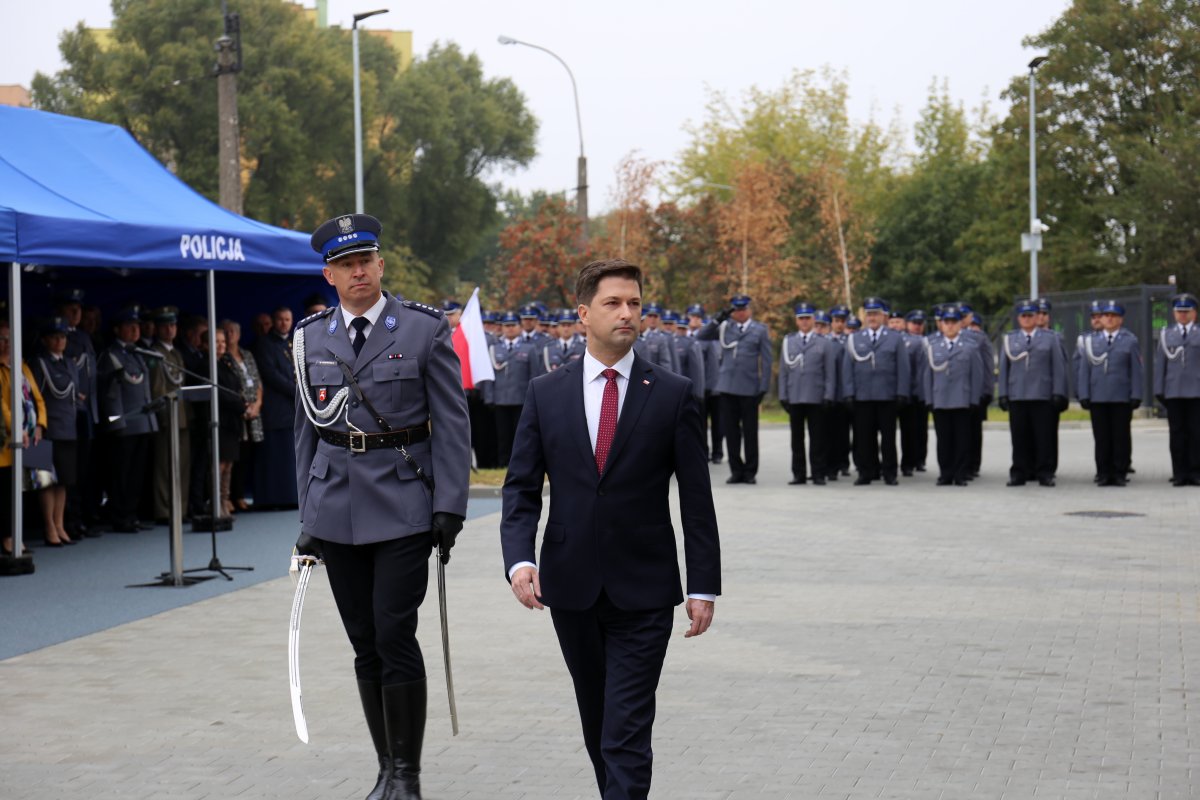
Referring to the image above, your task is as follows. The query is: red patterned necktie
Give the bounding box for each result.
[595,368,618,474]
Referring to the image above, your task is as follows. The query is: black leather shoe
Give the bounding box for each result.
[901,469,913,477]
[853,476,872,486]
[1038,478,1056,487]
[953,479,968,486]
[725,475,745,484]
[915,465,927,472]
[811,477,826,486]
[1109,477,1127,487]
[382,679,426,800]
[936,477,952,486]
[884,477,898,486]
[1172,477,1188,487]
[788,478,804,485]
[1006,479,1026,487]
[358,680,390,800]
[826,473,838,482]
[711,455,723,465]
[744,476,757,485]
[840,469,852,477]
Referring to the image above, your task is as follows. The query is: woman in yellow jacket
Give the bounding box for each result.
[1,318,48,557]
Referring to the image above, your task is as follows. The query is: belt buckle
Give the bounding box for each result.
[348,432,367,453]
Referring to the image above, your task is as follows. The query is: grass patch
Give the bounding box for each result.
[470,467,508,486]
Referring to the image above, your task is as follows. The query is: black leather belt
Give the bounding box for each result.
[318,424,430,452]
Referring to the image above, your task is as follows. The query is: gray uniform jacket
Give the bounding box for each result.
[903,332,926,404]
[1077,329,1143,403]
[671,334,706,401]
[998,329,1068,401]
[491,337,537,406]
[691,334,721,394]
[922,338,984,410]
[634,329,678,373]
[33,355,81,440]
[99,343,158,436]
[65,327,98,424]
[523,332,552,378]
[841,328,911,401]
[696,319,772,396]
[293,293,470,545]
[961,328,994,401]
[1153,324,1200,399]
[777,332,837,405]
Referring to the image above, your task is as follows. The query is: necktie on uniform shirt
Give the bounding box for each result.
[350,317,370,356]
[1026,333,1032,347]
[1107,333,1114,347]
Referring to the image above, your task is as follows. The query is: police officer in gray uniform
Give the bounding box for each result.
[841,297,911,485]
[923,306,983,485]
[663,310,705,401]
[997,299,1068,486]
[956,303,993,477]
[826,305,853,478]
[688,304,723,463]
[491,311,536,467]
[99,306,159,532]
[56,288,101,538]
[901,309,930,473]
[1078,299,1142,486]
[696,294,772,483]
[778,302,837,485]
[292,213,470,800]
[634,302,679,373]
[1154,292,1200,486]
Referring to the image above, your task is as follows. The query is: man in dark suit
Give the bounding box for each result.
[501,258,721,800]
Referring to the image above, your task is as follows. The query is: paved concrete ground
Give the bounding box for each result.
[3,422,1198,799]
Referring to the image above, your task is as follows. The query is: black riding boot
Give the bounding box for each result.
[382,678,426,800]
[357,680,390,800]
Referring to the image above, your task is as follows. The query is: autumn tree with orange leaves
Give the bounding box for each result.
[487,196,592,310]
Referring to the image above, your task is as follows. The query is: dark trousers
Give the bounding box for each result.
[321,533,432,685]
[494,404,523,467]
[719,393,759,479]
[467,390,498,469]
[551,592,673,800]
[1008,400,1056,481]
[852,400,898,480]
[1090,402,1132,481]
[898,403,928,471]
[933,408,971,482]
[1165,398,1200,481]
[969,403,987,473]
[787,403,827,481]
[66,410,94,532]
[828,404,852,474]
[703,393,723,458]
[108,433,151,526]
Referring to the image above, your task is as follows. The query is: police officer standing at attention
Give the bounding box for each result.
[778,302,836,485]
[1154,293,1200,486]
[923,306,983,486]
[635,302,678,373]
[998,299,1068,486]
[841,297,910,485]
[99,306,159,532]
[826,305,853,479]
[293,214,470,800]
[1078,300,1142,486]
[687,304,723,464]
[491,311,535,467]
[697,294,772,484]
[902,310,930,473]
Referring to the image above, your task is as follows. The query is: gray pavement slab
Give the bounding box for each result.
[3,422,1199,798]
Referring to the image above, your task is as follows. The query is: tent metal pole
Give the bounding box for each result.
[207,271,220,519]
[9,262,24,558]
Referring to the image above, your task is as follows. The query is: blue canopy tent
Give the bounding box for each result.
[0,105,323,569]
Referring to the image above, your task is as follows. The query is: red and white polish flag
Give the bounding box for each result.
[451,287,495,389]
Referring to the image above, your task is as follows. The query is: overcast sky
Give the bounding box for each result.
[3,0,1070,213]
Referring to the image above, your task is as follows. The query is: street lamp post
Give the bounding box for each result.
[353,9,389,214]
[498,35,588,238]
[1023,55,1049,298]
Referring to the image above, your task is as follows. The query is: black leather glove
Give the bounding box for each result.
[1130,398,1142,409]
[998,397,1009,412]
[1052,394,1068,413]
[294,532,323,560]
[1079,398,1091,410]
[714,307,733,324]
[756,392,766,405]
[432,512,464,564]
[981,395,993,409]
[780,401,792,414]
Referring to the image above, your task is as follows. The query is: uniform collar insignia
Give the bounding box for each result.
[385,315,397,331]
[328,316,338,335]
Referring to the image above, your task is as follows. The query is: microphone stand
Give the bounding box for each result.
[134,348,253,582]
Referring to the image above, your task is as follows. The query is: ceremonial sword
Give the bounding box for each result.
[288,554,319,743]
[437,542,459,736]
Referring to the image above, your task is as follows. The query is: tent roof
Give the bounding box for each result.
[0,106,317,274]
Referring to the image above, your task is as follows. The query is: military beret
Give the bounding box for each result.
[311,213,382,263]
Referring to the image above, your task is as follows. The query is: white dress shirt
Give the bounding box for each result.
[340,292,388,346]
[509,346,715,602]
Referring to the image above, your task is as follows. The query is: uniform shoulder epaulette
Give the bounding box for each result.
[295,307,335,329]
[403,300,444,319]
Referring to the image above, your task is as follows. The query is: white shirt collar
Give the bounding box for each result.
[583,347,636,385]
[340,292,387,330]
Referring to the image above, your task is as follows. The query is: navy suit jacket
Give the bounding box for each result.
[500,353,721,612]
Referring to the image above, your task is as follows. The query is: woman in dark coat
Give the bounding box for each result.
[196,328,247,517]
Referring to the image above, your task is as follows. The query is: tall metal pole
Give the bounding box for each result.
[499,36,588,239]
[353,10,389,214]
[1026,56,1048,299]
[8,262,24,560]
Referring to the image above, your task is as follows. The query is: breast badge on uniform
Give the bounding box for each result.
[328,317,338,335]
[385,315,397,331]
[318,387,327,402]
